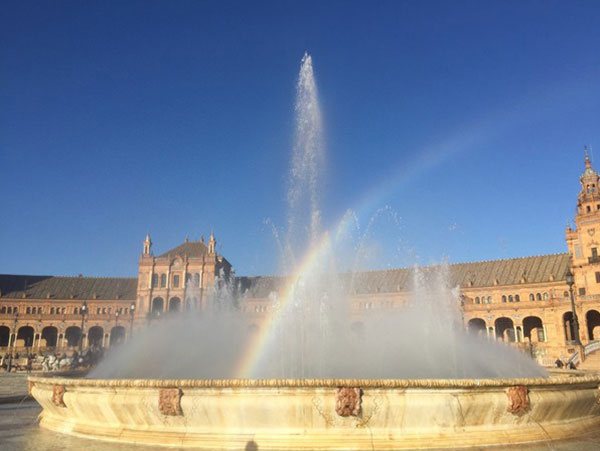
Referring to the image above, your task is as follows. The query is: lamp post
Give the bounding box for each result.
[79,301,88,352]
[11,310,18,357]
[129,302,136,339]
[565,269,581,345]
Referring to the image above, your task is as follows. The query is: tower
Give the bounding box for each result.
[576,148,600,216]
[208,231,216,255]
[566,148,600,296]
[143,233,152,256]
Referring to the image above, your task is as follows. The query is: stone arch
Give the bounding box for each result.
[467,318,487,336]
[151,297,164,315]
[168,297,181,313]
[563,311,577,342]
[0,325,10,347]
[41,326,58,348]
[109,326,126,347]
[65,326,82,347]
[88,326,104,347]
[494,317,515,342]
[523,316,545,342]
[586,310,600,341]
[17,326,35,348]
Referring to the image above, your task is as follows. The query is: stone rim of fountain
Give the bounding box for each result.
[28,374,600,388]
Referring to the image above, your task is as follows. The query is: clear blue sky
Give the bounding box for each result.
[1,1,599,277]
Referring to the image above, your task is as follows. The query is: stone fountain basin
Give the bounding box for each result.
[29,375,600,450]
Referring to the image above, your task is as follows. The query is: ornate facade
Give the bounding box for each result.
[2,155,600,367]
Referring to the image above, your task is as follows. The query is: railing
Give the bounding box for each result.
[566,340,600,365]
[578,294,600,301]
[588,256,600,264]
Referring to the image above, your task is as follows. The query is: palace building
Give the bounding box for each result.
[2,155,600,368]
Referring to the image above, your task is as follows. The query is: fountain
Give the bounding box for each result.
[29,53,600,449]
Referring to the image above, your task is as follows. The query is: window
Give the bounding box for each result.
[579,287,586,296]
[185,273,192,286]
[194,273,200,287]
[26,307,31,314]
[97,307,101,314]
[487,296,492,303]
[173,274,180,288]
[596,272,600,283]
[74,307,78,314]
[536,293,542,301]
[575,244,582,258]
[502,295,507,303]
[543,292,549,301]
[0,307,5,314]
[529,293,535,301]
[587,206,592,213]
[160,274,167,288]
[515,294,520,302]
[593,248,598,260]
[475,297,480,304]
[50,307,55,314]
[151,274,158,288]
[508,295,513,302]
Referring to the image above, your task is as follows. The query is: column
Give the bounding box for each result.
[542,325,547,342]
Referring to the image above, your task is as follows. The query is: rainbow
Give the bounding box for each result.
[235,121,495,378]
[235,218,354,378]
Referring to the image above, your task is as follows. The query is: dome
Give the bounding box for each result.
[580,152,598,180]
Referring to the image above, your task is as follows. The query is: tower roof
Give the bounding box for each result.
[581,148,598,180]
[158,240,209,258]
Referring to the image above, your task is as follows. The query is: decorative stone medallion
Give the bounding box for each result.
[335,387,362,417]
[506,385,529,415]
[159,388,183,416]
[52,385,66,408]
